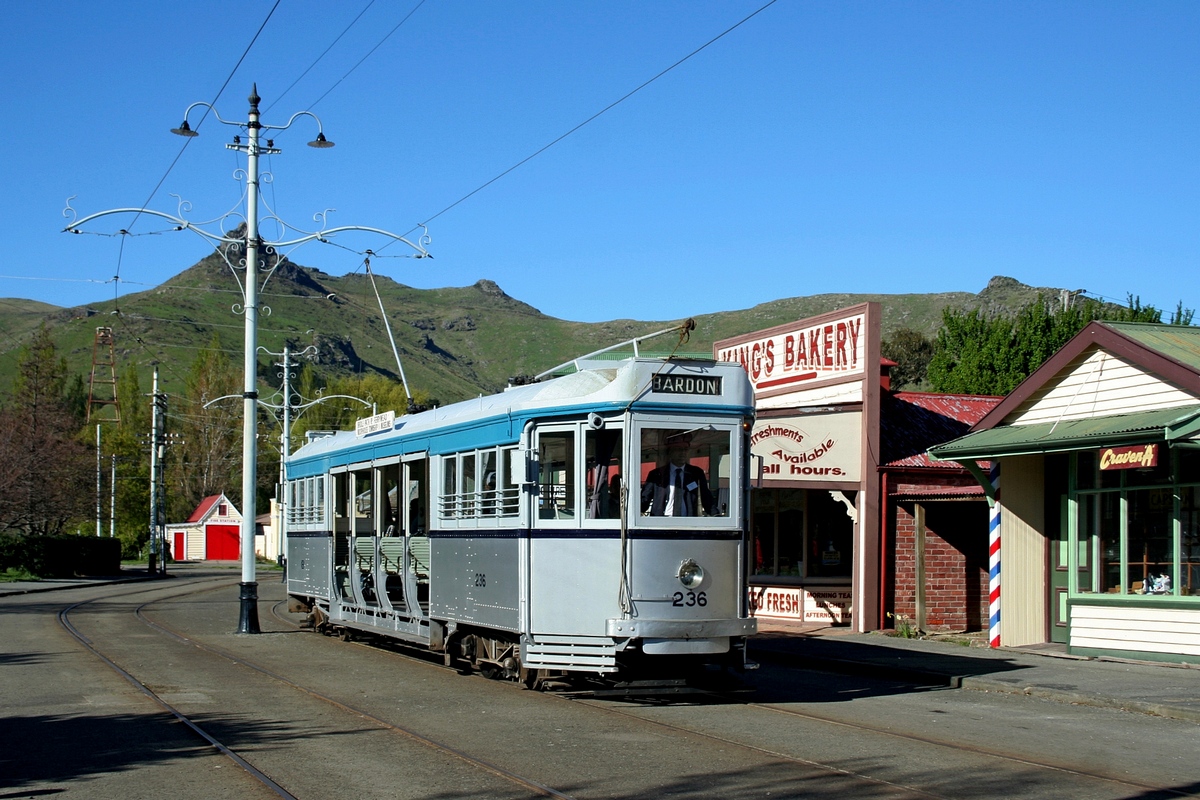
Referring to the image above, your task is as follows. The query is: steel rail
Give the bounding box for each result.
[57,590,297,799]
[128,586,577,800]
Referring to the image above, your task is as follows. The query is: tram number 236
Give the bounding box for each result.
[672,591,707,607]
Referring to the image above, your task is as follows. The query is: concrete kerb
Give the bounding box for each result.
[0,573,163,597]
[749,632,1200,726]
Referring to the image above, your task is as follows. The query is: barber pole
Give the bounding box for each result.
[988,463,1001,648]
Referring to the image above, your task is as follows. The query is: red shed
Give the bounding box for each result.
[165,493,243,562]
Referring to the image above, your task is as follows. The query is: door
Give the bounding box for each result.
[1049,496,1070,643]
[205,524,240,560]
[173,532,185,561]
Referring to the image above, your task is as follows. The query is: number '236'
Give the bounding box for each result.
[672,591,707,607]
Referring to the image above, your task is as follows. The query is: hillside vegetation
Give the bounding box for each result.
[0,247,1062,407]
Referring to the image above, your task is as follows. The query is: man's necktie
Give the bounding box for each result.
[672,467,684,516]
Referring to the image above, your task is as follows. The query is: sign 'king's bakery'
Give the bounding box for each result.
[714,311,865,395]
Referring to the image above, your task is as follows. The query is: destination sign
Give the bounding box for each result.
[651,374,723,396]
[355,410,395,438]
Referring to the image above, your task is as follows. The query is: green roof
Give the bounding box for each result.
[929,405,1200,462]
[1101,322,1200,370]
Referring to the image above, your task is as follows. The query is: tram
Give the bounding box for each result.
[285,348,758,688]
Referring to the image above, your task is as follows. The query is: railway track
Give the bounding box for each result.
[52,576,1199,800]
[58,578,575,800]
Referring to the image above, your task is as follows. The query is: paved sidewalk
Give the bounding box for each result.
[751,621,1200,724]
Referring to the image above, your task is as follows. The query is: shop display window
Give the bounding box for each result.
[1073,449,1200,597]
[749,488,853,581]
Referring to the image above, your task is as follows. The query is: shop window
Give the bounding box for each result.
[807,491,853,579]
[1074,449,1200,597]
[751,489,804,578]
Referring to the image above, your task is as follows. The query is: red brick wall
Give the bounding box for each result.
[890,500,989,633]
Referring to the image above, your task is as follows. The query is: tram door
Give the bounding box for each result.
[402,455,431,613]
[332,472,352,601]
[352,468,377,605]
[379,463,404,609]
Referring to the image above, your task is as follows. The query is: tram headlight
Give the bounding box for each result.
[678,559,705,589]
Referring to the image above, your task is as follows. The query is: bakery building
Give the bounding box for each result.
[930,321,1200,662]
[716,304,998,633]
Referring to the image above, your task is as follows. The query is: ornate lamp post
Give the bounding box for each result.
[64,85,431,633]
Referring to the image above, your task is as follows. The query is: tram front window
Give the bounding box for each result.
[639,427,730,518]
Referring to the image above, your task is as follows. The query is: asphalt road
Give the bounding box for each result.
[3,567,1199,799]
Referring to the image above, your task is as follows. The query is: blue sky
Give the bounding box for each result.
[2,1,1197,324]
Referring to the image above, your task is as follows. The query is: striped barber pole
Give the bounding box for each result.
[988,463,1001,648]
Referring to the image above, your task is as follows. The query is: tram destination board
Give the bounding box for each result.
[651,374,723,396]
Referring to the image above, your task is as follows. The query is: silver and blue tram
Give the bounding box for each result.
[284,355,757,687]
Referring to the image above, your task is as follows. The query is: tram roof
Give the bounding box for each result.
[286,357,752,476]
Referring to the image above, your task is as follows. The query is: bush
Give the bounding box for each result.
[0,532,122,578]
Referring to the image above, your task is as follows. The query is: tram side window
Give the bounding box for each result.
[288,480,299,525]
[314,476,325,523]
[381,465,400,535]
[538,432,576,520]
[353,471,373,534]
[497,447,519,515]
[441,457,458,519]
[639,428,730,518]
[586,428,623,519]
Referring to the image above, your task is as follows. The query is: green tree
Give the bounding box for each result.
[0,326,93,535]
[168,338,242,521]
[107,365,152,558]
[929,294,1192,395]
[881,328,934,391]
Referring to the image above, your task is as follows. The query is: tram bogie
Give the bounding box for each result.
[285,356,758,688]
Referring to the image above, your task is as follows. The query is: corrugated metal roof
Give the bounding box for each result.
[881,392,1002,469]
[187,494,223,523]
[1101,322,1200,370]
[929,404,1200,461]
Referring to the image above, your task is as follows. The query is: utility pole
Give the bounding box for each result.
[96,425,103,537]
[64,85,431,632]
[148,369,167,575]
[148,370,160,574]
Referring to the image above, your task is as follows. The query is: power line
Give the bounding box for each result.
[264,0,378,114]
[404,0,780,236]
[305,0,427,113]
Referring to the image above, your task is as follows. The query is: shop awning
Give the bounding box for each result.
[928,404,1200,462]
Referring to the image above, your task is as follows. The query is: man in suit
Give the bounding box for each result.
[641,433,715,517]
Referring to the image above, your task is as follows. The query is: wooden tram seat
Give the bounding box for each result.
[354,537,375,571]
[409,536,431,583]
[379,538,405,575]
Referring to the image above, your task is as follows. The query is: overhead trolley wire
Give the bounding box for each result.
[405,0,781,235]
[264,0,379,114]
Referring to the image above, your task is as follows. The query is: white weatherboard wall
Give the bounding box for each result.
[1071,605,1200,658]
[1011,348,1196,425]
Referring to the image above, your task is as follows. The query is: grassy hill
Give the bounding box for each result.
[0,249,1062,410]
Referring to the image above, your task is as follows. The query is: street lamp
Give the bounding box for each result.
[64,84,431,633]
[173,86,337,634]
